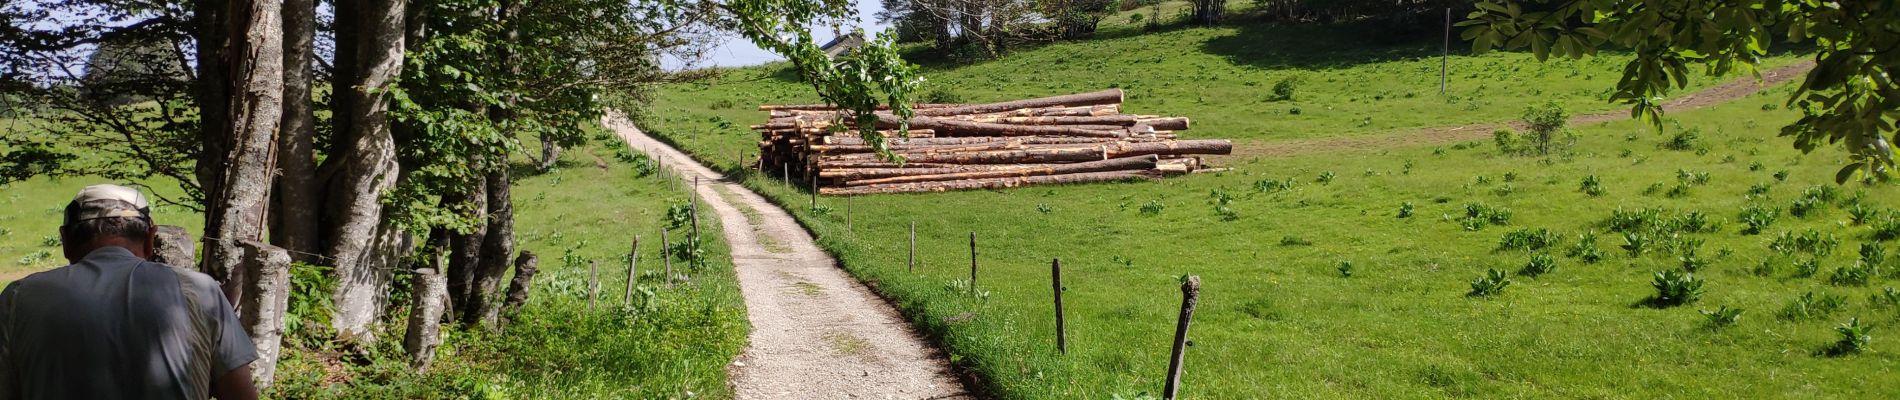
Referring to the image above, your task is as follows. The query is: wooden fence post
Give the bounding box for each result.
[1053,258,1067,354]
[782,163,790,188]
[662,229,674,289]
[968,232,978,296]
[1163,275,1202,400]
[810,178,817,210]
[908,222,916,273]
[847,195,853,232]
[625,235,639,307]
[691,177,701,249]
[588,260,600,311]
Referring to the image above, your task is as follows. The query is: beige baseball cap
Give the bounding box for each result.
[63,184,152,227]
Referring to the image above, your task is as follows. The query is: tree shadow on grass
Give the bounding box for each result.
[1200,21,1451,70]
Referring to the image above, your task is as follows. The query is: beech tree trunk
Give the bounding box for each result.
[444,182,486,320]
[204,0,285,305]
[271,0,321,262]
[322,0,406,344]
[235,240,290,389]
[468,169,515,329]
[190,0,230,233]
[403,267,447,373]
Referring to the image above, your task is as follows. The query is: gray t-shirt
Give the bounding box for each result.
[0,246,257,400]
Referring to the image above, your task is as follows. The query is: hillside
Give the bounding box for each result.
[645,18,1900,399]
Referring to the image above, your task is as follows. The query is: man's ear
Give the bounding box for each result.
[142,224,158,261]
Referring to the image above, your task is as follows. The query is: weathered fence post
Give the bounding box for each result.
[662,229,674,289]
[847,195,853,232]
[588,260,599,311]
[625,235,639,307]
[1052,258,1067,355]
[908,222,916,273]
[1163,275,1202,400]
[403,267,447,373]
[236,240,291,388]
[783,163,790,188]
[691,178,701,251]
[810,178,817,210]
[968,232,978,296]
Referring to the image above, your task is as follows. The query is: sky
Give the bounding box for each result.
[669,0,891,69]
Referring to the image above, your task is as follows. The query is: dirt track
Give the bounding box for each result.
[1232,60,1816,158]
[603,112,971,399]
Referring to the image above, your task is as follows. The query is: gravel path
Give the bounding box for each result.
[604,112,972,399]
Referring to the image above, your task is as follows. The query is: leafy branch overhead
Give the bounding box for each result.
[708,0,923,158]
[1461,0,1899,182]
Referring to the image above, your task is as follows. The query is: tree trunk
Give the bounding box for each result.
[153,226,197,268]
[271,0,321,262]
[444,182,486,320]
[402,267,447,373]
[234,240,290,390]
[322,0,406,344]
[537,133,561,171]
[501,251,538,320]
[468,169,514,329]
[204,0,286,305]
[191,0,230,243]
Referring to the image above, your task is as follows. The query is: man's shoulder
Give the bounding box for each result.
[152,263,220,291]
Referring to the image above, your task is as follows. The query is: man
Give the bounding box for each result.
[0,184,258,399]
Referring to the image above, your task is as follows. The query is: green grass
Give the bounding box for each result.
[646,21,1900,399]
[1,121,749,397]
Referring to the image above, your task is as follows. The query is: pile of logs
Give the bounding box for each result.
[754,89,1232,195]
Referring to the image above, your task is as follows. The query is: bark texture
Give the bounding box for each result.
[153,226,197,268]
[322,0,406,343]
[235,240,291,389]
[403,267,447,373]
[501,251,538,319]
[444,183,486,320]
[469,169,515,329]
[204,0,286,305]
[271,0,321,262]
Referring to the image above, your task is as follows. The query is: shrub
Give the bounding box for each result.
[1650,270,1705,307]
[1139,200,1165,216]
[1738,205,1779,235]
[1579,175,1605,196]
[1566,231,1604,263]
[1468,269,1512,297]
[1773,170,1789,181]
[1661,128,1702,151]
[1493,128,1523,155]
[1700,306,1744,329]
[1519,253,1557,277]
[1337,260,1354,278]
[1675,169,1711,185]
[1460,203,1512,231]
[1780,291,1849,320]
[1254,177,1297,193]
[1746,182,1772,198]
[1769,229,1839,256]
[1872,211,1900,241]
[921,87,966,104]
[1873,287,1900,309]
[1794,258,1822,278]
[1520,101,1569,155]
[1605,207,1666,233]
[1270,75,1301,101]
[1397,202,1414,219]
[1791,196,1823,218]
[1621,232,1651,257]
[1673,211,1721,233]
[1829,318,1874,356]
[1498,228,1562,252]
[1861,243,1888,268]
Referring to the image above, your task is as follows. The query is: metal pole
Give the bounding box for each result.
[1441,8,1450,95]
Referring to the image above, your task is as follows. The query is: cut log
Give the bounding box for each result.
[758,102,957,111]
[814,161,974,169]
[965,115,1141,125]
[913,89,1123,116]
[235,240,291,388]
[819,164,1070,180]
[821,136,1136,147]
[886,115,1129,138]
[823,170,1160,195]
[823,140,1230,165]
[845,155,1159,186]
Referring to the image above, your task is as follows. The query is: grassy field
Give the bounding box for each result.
[645,17,1900,399]
[0,122,749,397]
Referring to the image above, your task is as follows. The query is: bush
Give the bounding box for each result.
[1519,253,1557,277]
[1337,260,1354,278]
[1860,243,1888,268]
[1578,174,1605,196]
[921,87,965,104]
[1468,269,1511,297]
[1270,75,1301,101]
[1493,128,1523,155]
[1678,247,1708,272]
[1566,231,1604,263]
[1520,101,1569,155]
[665,203,694,229]
[1700,306,1744,329]
[1460,203,1512,231]
[1780,291,1848,321]
[1661,128,1703,151]
[1829,261,1877,286]
[1397,201,1414,218]
[1768,229,1839,256]
[1849,204,1878,225]
[1738,205,1779,235]
[1497,228,1562,252]
[1254,177,1297,193]
[1650,270,1705,307]
[1829,318,1874,356]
